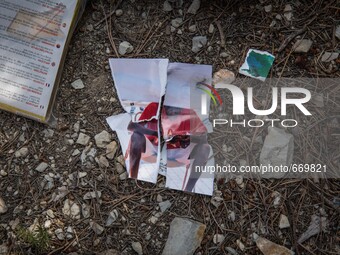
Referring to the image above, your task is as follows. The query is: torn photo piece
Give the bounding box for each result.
[109,58,168,120]
[163,63,214,196]
[107,59,168,183]
[106,113,160,183]
[239,49,275,81]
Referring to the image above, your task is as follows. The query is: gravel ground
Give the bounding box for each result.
[0,0,339,254]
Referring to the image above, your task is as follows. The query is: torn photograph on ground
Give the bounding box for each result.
[107,60,215,195]
[239,49,275,81]
[162,63,215,196]
[106,59,169,183]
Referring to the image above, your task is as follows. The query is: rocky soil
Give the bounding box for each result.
[0,0,339,254]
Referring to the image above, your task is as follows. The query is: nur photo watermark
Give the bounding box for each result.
[190,78,339,179]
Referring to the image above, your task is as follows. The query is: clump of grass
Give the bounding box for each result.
[17,225,50,254]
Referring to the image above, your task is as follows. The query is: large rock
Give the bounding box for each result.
[256,236,294,255]
[321,52,339,62]
[260,127,294,178]
[106,141,117,159]
[171,18,183,28]
[82,204,91,218]
[55,228,65,240]
[71,79,85,90]
[131,242,143,255]
[76,133,90,145]
[283,4,293,21]
[292,39,313,53]
[208,24,214,33]
[213,234,225,244]
[35,162,49,172]
[115,9,123,17]
[163,1,172,12]
[81,145,97,164]
[62,199,80,219]
[279,214,290,229]
[187,0,200,14]
[192,36,207,53]
[90,221,104,235]
[97,155,109,168]
[118,41,134,55]
[106,209,119,226]
[188,25,196,33]
[162,217,206,255]
[264,5,272,12]
[94,131,111,148]
[15,147,28,158]
[159,200,172,212]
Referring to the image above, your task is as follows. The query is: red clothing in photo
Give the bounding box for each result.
[138,102,207,149]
